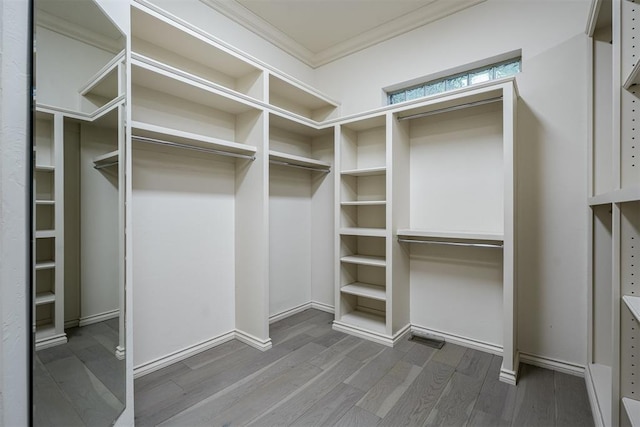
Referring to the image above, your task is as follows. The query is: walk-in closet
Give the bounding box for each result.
[0,0,628,425]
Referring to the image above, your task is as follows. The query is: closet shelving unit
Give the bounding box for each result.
[33,110,66,349]
[587,0,640,425]
[333,79,518,384]
[129,1,340,358]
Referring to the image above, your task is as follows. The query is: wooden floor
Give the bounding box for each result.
[135,309,594,426]
[33,318,126,426]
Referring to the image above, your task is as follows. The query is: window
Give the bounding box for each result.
[387,58,521,105]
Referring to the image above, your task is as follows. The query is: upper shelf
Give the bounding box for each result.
[269,150,330,172]
[79,50,124,101]
[397,229,504,247]
[341,166,386,177]
[131,56,261,116]
[269,73,339,122]
[131,2,263,101]
[131,121,257,159]
[93,150,119,169]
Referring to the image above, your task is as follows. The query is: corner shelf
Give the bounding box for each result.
[340,254,386,267]
[269,150,331,172]
[341,166,386,177]
[341,282,386,301]
[339,227,386,237]
[269,73,339,122]
[623,397,640,426]
[623,295,640,322]
[131,121,257,159]
[79,50,125,100]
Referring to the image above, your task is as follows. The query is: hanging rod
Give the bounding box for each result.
[397,238,503,249]
[397,96,503,121]
[93,160,119,170]
[269,159,330,173]
[132,135,256,161]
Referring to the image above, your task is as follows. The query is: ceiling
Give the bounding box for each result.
[201,0,486,68]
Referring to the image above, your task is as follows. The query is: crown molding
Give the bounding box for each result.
[36,9,123,54]
[200,0,485,68]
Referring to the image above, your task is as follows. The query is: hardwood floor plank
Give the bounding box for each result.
[345,339,386,362]
[309,335,362,369]
[356,360,422,418]
[429,342,466,367]
[393,336,416,354]
[345,347,404,391]
[424,372,484,426]
[180,338,246,370]
[379,360,455,427]
[134,380,184,414]
[33,357,86,427]
[512,364,555,426]
[313,328,348,347]
[290,383,365,426]
[402,341,437,367]
[134,361,191,395]
[73,344,126,404]
[457,348,493,379]
[555,371,595,427]
[470,355,517,424]
[333,405,382,427]
[248,356,363,426]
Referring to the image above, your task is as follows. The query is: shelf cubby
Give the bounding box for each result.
[337,305,387,336]
[35,204,54,232]
[269,73,339,122]
[268,113,333,172]
[132,4,264,101]
[340,115,386,172]
[78,50,125,106]
[34,111,54,168]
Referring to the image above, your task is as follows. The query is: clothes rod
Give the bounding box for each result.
[93,160,119,170]
[269,159,330,173]
[132,135,256,161]
[397,96,503,121]
[397,238,503,249]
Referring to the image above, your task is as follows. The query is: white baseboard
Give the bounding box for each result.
[35,333,67,351]
[269,302,313,323]
[310,301,334,314]
[410,324,503,356]
[78,309,119,327]
[134,331,236,379]
[499,352,520,385]
[269,301,335,324]
[235,329,273,352]
[519,352,585,377]
[64,319,80,329]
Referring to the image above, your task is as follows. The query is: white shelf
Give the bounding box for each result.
[589,186,640,205]
[131,56,259,116]
[624,60,640,90]
[79,50,124,100]
[35,165,54,172]
[623,295,640,322]
[340,227,386,237]
[35,292,55,306]
[623,398,640,427]
[131,121,257,158]
[35,261,55,270]
[341,282,386,301]
[339,310,386,335]
[35,230,55,239]
[269,73,339,121]
[397,229,504,244]
[269,150,331,171]
[341,166,386,177]
[341,201,386,206]
[340,255,386,267]
[93,150,119,168]
[35,200,55,205]
[589,363,612,425]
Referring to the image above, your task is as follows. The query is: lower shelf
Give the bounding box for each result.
[623,398,640,426]
[341,282,386,301]
[339,310,386,335]
[35,292,55,306]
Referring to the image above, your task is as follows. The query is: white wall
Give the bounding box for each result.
[132,146,236,367]
[0,0,30,424]
[146,0,315,85]
[315,0,590,367]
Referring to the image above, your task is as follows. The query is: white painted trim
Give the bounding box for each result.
[269,302,313,324]
[115,346,126,361]
[78,309,119,327]
[585,364,607,427]
[499,351,519,385]
[34,334,68,351]
[235,329,273,352]
[333,320,394,346]
[519,352,585,377]
[200,0,485,68]
[410,324,503,356]
[310,301,334,314]
[133,330,236,379]
[36,9,122,54]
